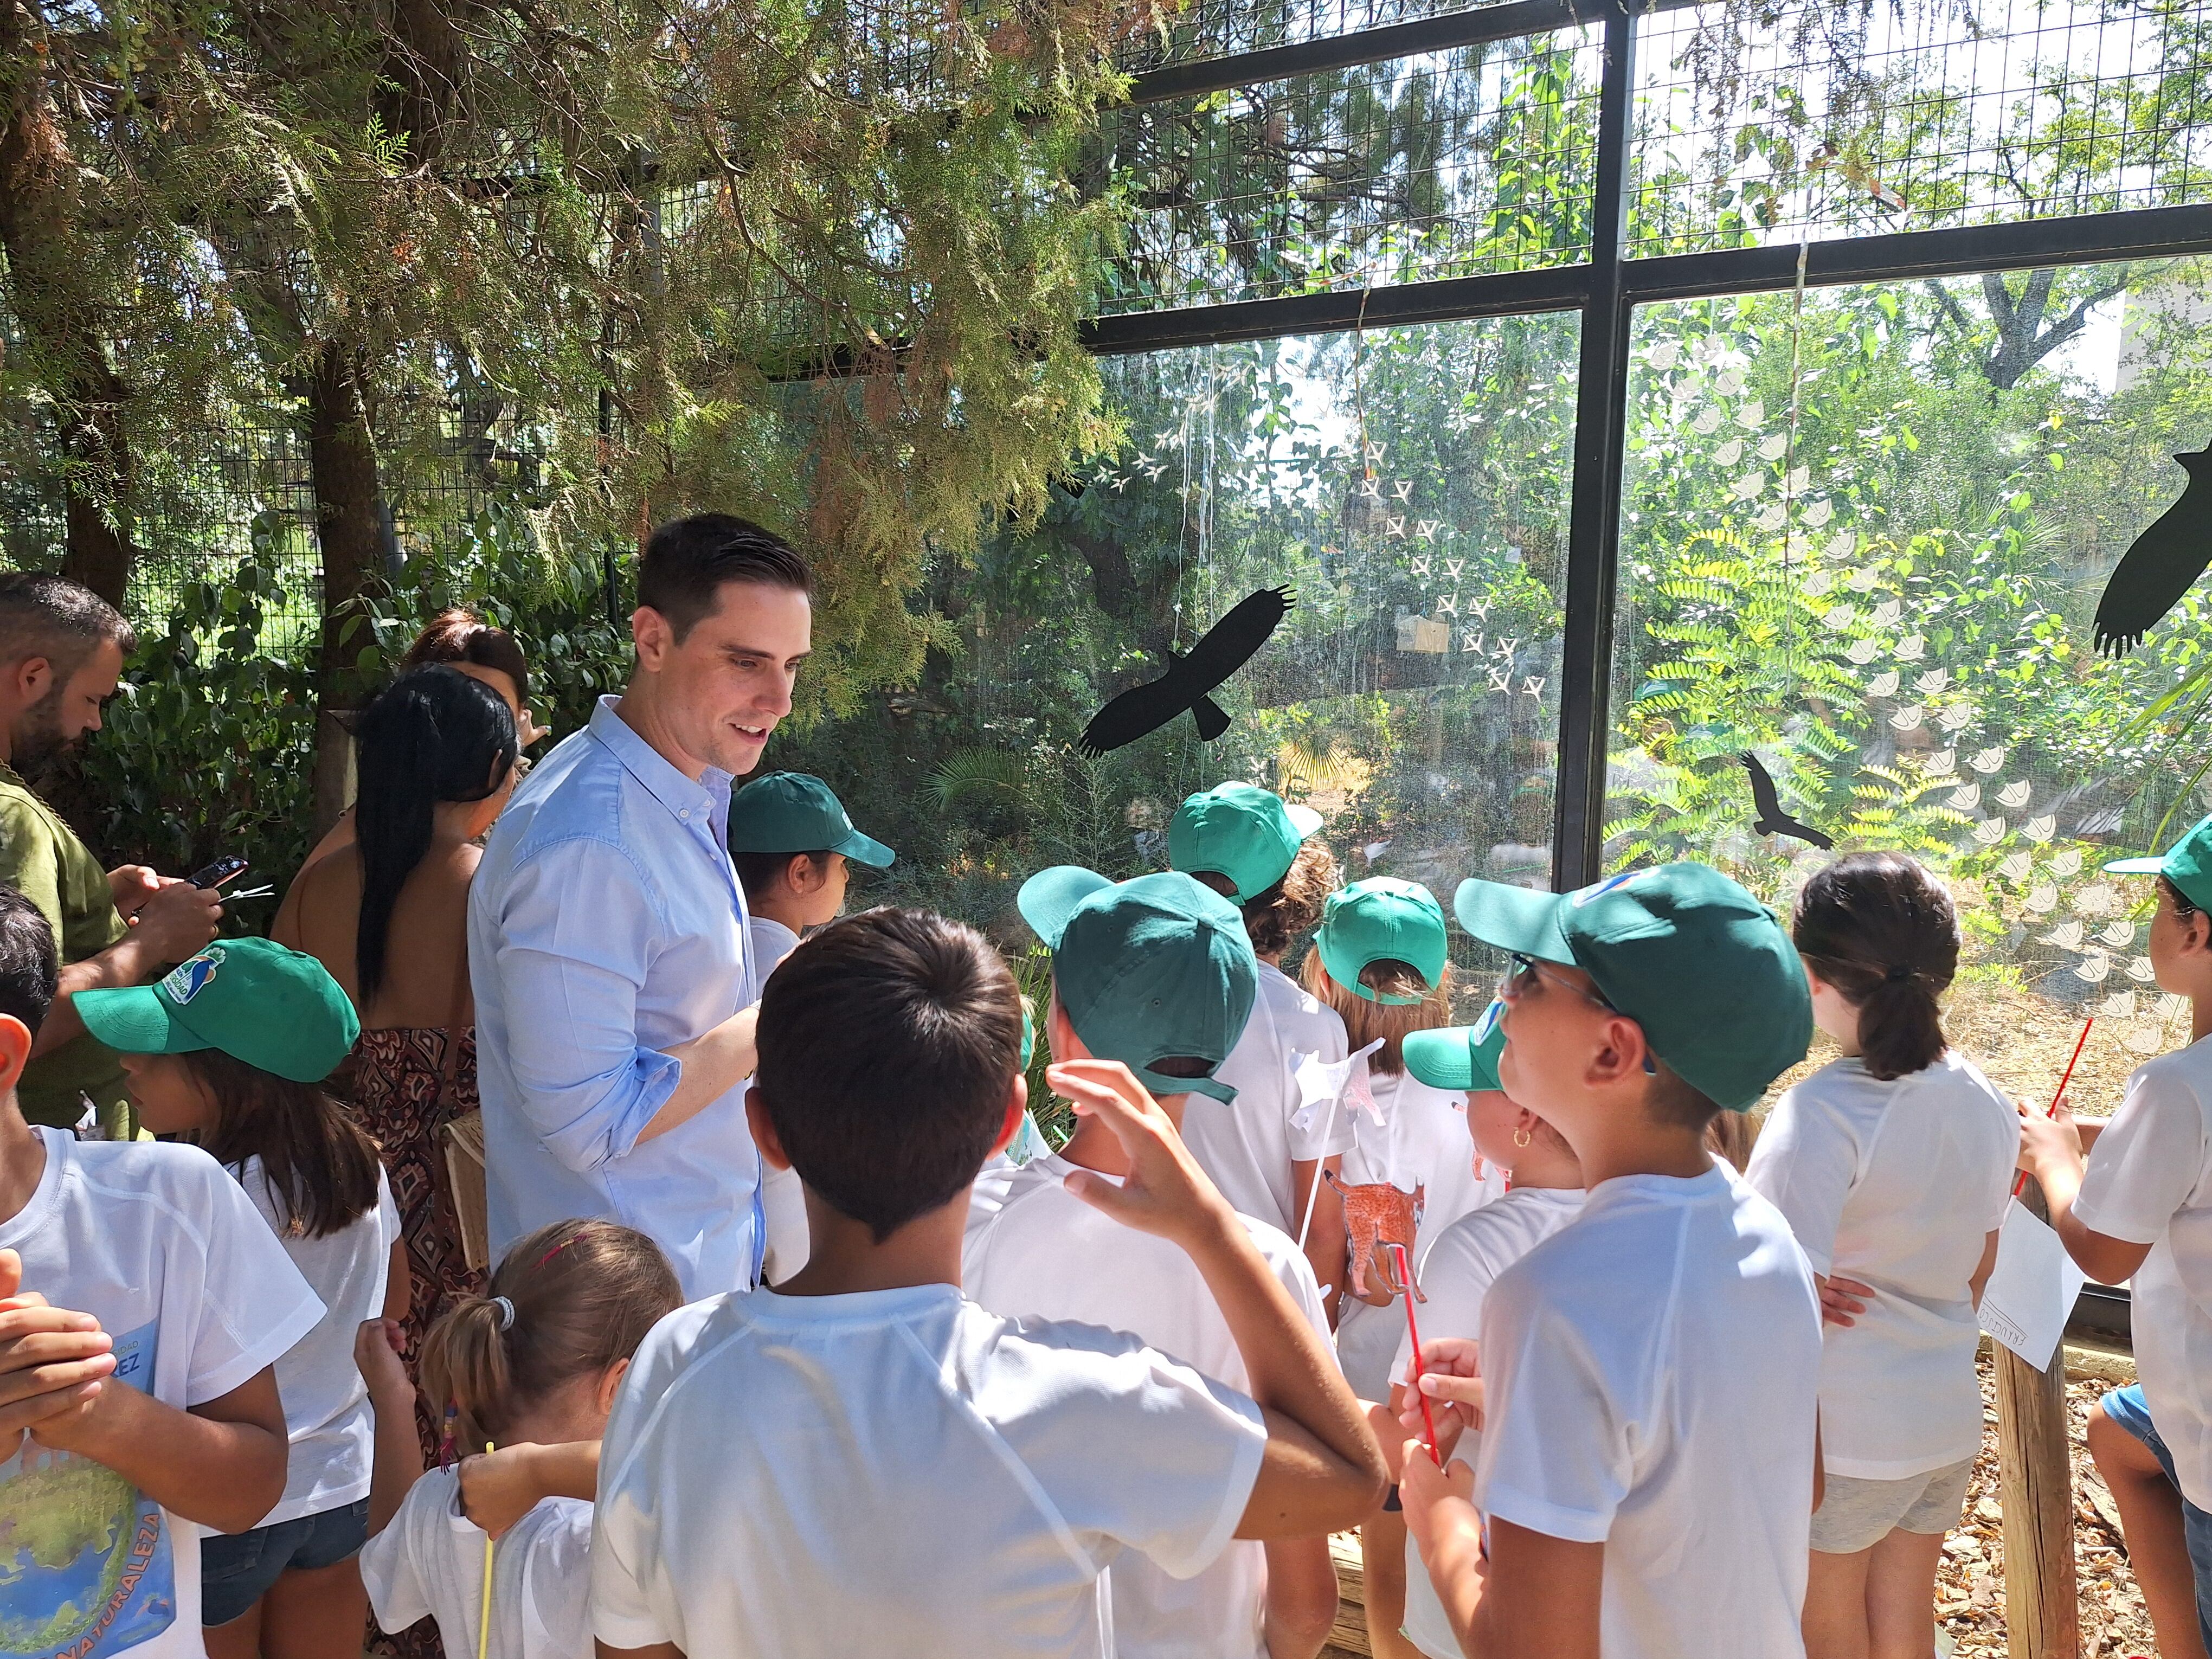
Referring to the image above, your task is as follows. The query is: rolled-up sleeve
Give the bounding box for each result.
[490,837,683,1173]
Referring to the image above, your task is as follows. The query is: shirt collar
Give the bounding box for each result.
[588,696,734,825]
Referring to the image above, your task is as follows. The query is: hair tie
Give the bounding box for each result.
[536,1231,590,1268]
[490,1295,516,1331]
[1884,965,1913,983]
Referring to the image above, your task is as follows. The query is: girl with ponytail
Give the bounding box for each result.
[355,1218,679,1659]
[1743,851,2021,1659]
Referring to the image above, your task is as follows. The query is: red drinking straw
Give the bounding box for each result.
[2016,1017,2093,1199]
[1388,1242,1442,1466]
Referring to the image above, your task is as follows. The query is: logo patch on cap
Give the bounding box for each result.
[1571,871,1650,907]
[161,945,227,1005]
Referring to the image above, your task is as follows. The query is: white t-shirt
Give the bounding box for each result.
[1472,1164,1821,1659]
[1181,962,1356,1236]
[234,1156,402,1526]
[590,1283,1268,1659]
[360,1466,592,1659]
[0,1129,323,1658]
[962,1153,1332,1659]
[2074,1033,2212,1509]
[1745,1051,2017,1478]
[1395,1184,1583,1659]
[745,914,810,1283]
[1334,1069,1506,1399]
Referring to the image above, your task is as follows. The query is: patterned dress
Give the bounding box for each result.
[348,1023,482,1659]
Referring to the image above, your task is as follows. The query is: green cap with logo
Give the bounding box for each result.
[76,937,361,1084]
[1451,863,1810,1113]
[728,772,895,869]
[2105,813,2212,910]
[1401,1021,1506,1094]
[1168,782,1324,904]
[1317,878,1448,1004]
[1018,866,1258,1104]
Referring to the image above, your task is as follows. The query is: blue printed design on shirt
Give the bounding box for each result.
[0,1320,176,1658]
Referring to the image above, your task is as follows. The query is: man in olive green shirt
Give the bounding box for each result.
[0,574,222,1131]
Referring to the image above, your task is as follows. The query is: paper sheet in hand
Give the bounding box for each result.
[1977,1199,2088,1370]
[1289,1039,1387,1133]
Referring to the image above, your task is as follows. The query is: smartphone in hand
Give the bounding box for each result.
[186,855,248,890]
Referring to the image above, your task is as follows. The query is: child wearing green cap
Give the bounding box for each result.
[963,866,1347,1659]
[1168,782,1357,1296]
[1298,879,1504,1399]
[1379,1019,1581,1659]
[73,935,401,1657]
[1397,863,1822,1659]
[0,889,325,1659]
[728,770,897,1283]
[588,906,1386,1659]
[2022,813,2212,1659]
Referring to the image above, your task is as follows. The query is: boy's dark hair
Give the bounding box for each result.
[638,513,813,642]
[732,848,831,903]
[2161,874,2201,923]
[1793,851,1958,1082]
[1644,1059,1725,1134]
[757,907,1021,1240]
[0,571,134,679]
[0,885,56,1036]
[183,1048,383,1240]
[1191,839,1339,959]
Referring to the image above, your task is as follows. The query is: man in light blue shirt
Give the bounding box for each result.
[469,514,813,1297]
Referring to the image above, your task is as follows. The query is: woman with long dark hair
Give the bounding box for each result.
[275,667,517,1487]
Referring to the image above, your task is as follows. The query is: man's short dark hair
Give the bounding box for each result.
[637,514,812,643]
[0,572,134,680]
[757,907,1021,1241]
[0,885,59,1037]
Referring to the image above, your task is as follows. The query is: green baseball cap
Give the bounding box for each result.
[1402,1022,1506,1093]
[2105,813,2212,909]
[76,937,361,1084]
[1017,866,1258,1104]
[728,772,895,869]
[1317,878,1448,1004]
[1168,783,1324,904]
[1451,864,1810,1113]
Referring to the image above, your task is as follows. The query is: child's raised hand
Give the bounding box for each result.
[1047,1059,1236,1248]
[2017,1091,2085,1176]
[355,1318,413,1409]
[1403,1335,1484,1445]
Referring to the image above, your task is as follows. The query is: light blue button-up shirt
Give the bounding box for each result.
[470,697,760,1298]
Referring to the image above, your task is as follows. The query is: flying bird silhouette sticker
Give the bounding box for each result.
[2094,439,2212,656]
[1079,587,1293,755]
[1740,753,1834,850]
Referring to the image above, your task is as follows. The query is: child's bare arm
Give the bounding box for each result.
[1049,1060,1389,1539]
[597,1644,684,1659]
[461,1439,601,1538]
[1401,1445,1602,1659]
[1261,1535,1340,1659]
[357,1317,423,1536]
[33,1359,286,1534]
[2020,1101,2153,1283]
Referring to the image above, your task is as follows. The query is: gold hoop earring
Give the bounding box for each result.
[1513,1126,1532,1149]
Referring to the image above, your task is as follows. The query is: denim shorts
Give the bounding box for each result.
[201,1497,370,1626]
[2100,1383,2212,1655]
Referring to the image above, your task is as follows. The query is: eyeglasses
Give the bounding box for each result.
[1494,953,1658,1076]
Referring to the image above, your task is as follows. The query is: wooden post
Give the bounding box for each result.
[1994,1180,2079,1659]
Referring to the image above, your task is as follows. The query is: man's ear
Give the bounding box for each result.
[744,1084,793,1172]
[0,1014,33,1098]
[7,656,49,709]
[988,1073,1030,1158]
[630,606,672,673]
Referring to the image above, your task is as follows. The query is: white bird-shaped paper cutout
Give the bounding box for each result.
[1393,480,1413,502]
[1648,341,1682,370]
[1846,639,1883,664]
[2043,920,2086,949]
[1436,593,1457,616]
[2100,921,2137,948]
[1970,747,2007,774]
[1758,433,1790,461]
[1462,631,1482,652]
[1894,632,1925,658]
[1445,557,1465,580]
[1715,438,1745,467]
[1733,471,1766,500]
[1828,530,1859,558]
[1786,466,1811,494]
[2049,850,2084,877]
[1846,566,1881,593]
[1803,570,1834,597]
[2127,1023,2167,1052]
[1949,784,1982,810]
[1997,851,2034,882]
[1732,394,1760,421]
[1387,516,1409,538]
[1890,705,1925,730]
[2075,953,2113,983]
[2024,884,2057,913]
[1925,749,1957,775]
[1360,478,1381,498]
[2129,956,2160,983]
[1411,556,1432,576]
[1869,599,1902,626]
[1823,603,1857,632]
[1691,407,1724,435]
[1915,668,1951,695]
[1418,520,1441,540]
[1496,637,1520,657]
[1523,677,1545,698]
[1803,500,1834,527]
[1997,781,2032,809]
[1488,667,1512,691]
[1937,704,1973,732]
[2103,991,2138,1018]
[1754,502,1788,531]
[2074,885,2118,917]
[2023,814,2056,843]
[1972,816,2008,845]
[1365,441,1388,463]
[1867,670,1901,696]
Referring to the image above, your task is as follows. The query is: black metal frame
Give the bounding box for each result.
[1079,0,2212,888]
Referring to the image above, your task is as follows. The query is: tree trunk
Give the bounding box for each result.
[60,404,132,607]
[305,345,384,839]
[1994,1180,2081,1659]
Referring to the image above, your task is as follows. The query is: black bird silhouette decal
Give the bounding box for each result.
[2094,440,2212,656]
[1740,753,1834,850]
[1080,587,1294,755]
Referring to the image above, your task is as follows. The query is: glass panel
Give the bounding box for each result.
[1631,0,2212,256]
[774,312,1578,969]
[1606,258,2212,1105]
[1096,31,1602,313]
